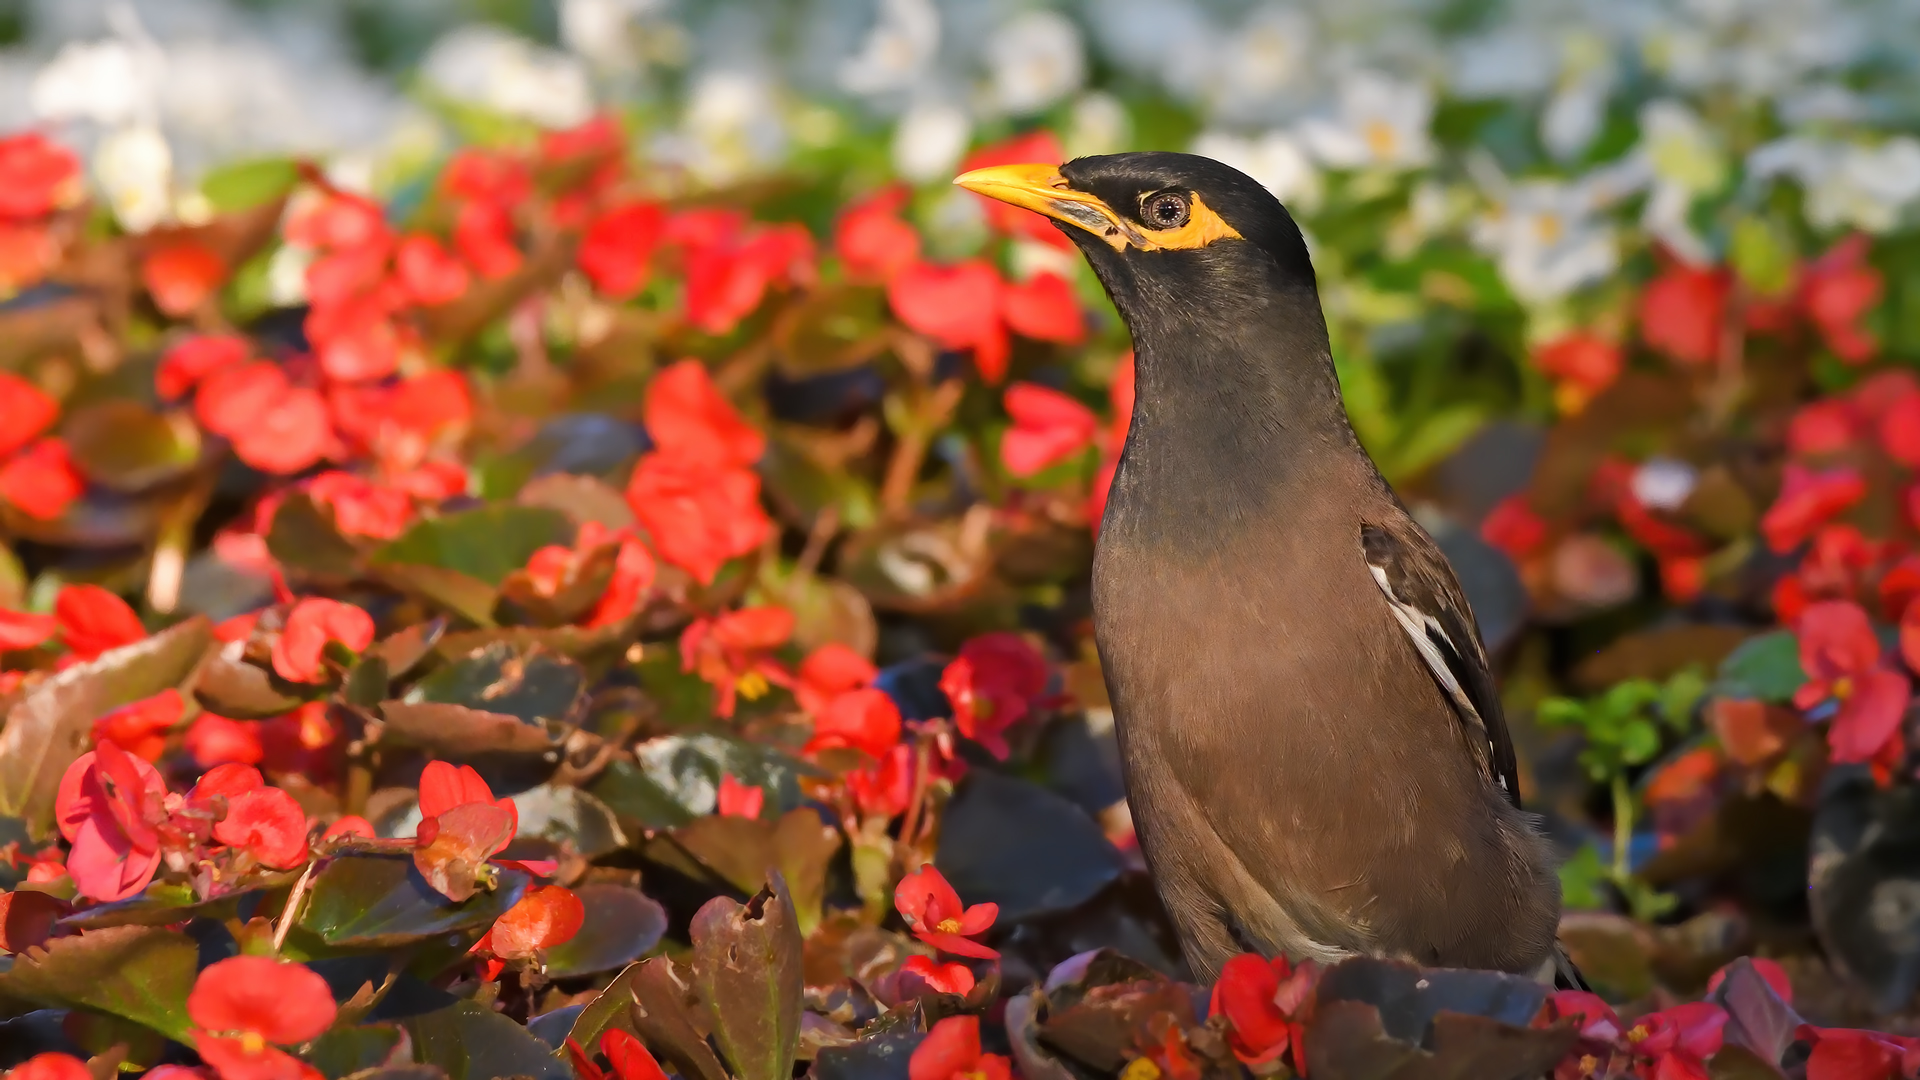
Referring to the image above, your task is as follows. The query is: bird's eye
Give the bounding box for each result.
[1143,191,1191,229]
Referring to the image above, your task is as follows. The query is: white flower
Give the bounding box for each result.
[1635,99,1726,262]
[986,10,1086,116]
[32,37,163,128]
[1190,129,1322,211]
[1065,92,1130,159]
[891,99,970,182]
[1471,175,1617,305]
[420,26,594,129]
[1632,459,1698,512]
[1540,30,1617,161]
[660,69,789,185]
[1209,5,1314,120]
[560,0,669,71]
[839,0,940,97]
[1297,71,1434,171]
[1749,135,1920,234]
[95,124,173,234]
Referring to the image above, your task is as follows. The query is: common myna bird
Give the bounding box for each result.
[956,152,1575,986]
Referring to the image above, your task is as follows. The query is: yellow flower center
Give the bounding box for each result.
[1364,119,1399,158]
[1833,676,1854,700]
[240,1031,268,1056]
[1626,1025,1649,1044]
[1578,1054,1599,1076]
[737,670,771,701]
[936,917,962,934]
[1536,212,1564,245]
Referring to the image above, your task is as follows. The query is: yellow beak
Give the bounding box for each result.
[953,162,1139,250]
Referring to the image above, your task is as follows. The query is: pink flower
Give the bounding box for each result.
[54,739,166,901]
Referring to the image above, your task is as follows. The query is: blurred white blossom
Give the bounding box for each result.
[95,123,171,232]
[1191,129,1322,211]
[32,36,161,127]
[1065,92,1130,159]
[891,99,970,182]
[1472,172,1618,304]
[839,0,940,97]
[1298,71,1435,171]
[421,26,594,128]
[656,69,789,185]
[1749,135,1920,234]
[986,10,1086,116]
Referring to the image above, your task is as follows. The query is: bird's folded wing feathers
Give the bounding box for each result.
[1360,522,1522,807]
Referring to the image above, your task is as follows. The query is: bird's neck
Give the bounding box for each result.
[1106,283,1366,540]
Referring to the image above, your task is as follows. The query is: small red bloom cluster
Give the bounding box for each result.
[625,360,773,585]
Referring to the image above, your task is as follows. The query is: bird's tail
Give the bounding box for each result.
[1550,943,1590,992]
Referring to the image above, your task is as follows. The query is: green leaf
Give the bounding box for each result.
[61,400,202,493]
[507,785,627,859]
[691,878,804,1080]
[585,759,697,830]
[936,769,1124,922]
[371,505,573,587]
[544,883,667,979]
[1716,631,1807,704]
[1730,216,1795,297]
[0,925,198,1041]
[1558,846,1609,910]
[268,493,365,579]
[369,565,499,629]
[404,1000,569,1080]
[405,642,584,724]
[0,617,212,837]
[565,958,728,1080]
[200,157,300,211]
[628,732,816,820]
[305,1025,411,1080]
[298,854,529,948]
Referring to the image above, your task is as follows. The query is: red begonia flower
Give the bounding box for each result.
[92,688,185,762]
[1533,333,1623,396]
[806,687,903,760]
[454,199,523,280]
[285,190,389,250]
[716,774,765,819]
[939,632,1050,760]
[1705,957,1793,1004]
[55,740,166,901]
[835,185,920,282]
[271,597,375,683]
[568,1029,674,1080]
[959,131,1071,249]
[0,605,58,650]
[442,148,531,206]
[579,201,665,298]
[626,453,771,585]
[1801,236,1882,364]
[413,761,520,900]
[1787,399,1859,457]
[188,955,336,1080]
[1880,391,1920,468]
[0,133,82,219]
[1762,465,1867,553]
[55,584,146,660]
[908,1015,1012,1080]
[196,362,331,475]
[898,954,975,997]
[796,643,878,716]
[306,471,413,539]
[585,530,656,629]
[1209,953,1318,1068]
[393,234,470,306]
[0,369,57,457]
[477,884,585,960]
[157,335,249,400]
[895,863,999,959]
[143,241,227,317]
[644,359,766,469]
[887,260,1009,383]
[848,743,918,820]
[1639,262,1729,367]
[213,785,311,869]
[1620,1001,1726,1079]
[1481,495,1550,561]
[1797,1025,1916,1080]
[185,713,266,769]
[1001,271,1085,344]
[679,606,795,718]
[1002,382,1098,477]
[7,1053,90,1080]
[0,437,84,519]
[685,222,815,336]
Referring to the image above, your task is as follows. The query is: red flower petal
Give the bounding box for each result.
[1829,667,1911,764]
[806,687,903,760]
[1797,600,1882,682]
[1763,465,1867,553]
[188,955,337,1044]
[394,234,470,306]
[909,1015,984,1080]
[644,359,765,470]
[1001,382,1098,476]
[1001,271,1085,344]
[716,774,765,819]
[55,584,146,660]
[143,242,227,317]
[0,369,58,457]
[1533,333,1622,394]
[835,186,920,282]
[0,605,58,650]
[0,437,83,519]
[1639,263,1729,367]
[579,201,665,298]
[414,800,517,902]
[602,1030,671,1080]
[184,713,266,769]
[92,688,185,762]
[454,200,523,280]
[796,644,878,715]
[485,884,585,959]
[157,335,249,401]
[213,786,311,869]
[899,954,975,997]
[887,260,1003,357]
[417,760,501,819]
[6,1054,91,1080]
[0,133,82,219]
[271,598,375,683]
[625,455,770,585]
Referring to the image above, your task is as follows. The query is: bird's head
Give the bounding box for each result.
[953,151,1319,342]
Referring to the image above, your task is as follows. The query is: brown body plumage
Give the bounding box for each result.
[958,152,1564,982]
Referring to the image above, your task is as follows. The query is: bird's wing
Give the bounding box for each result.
[1360,521,1521,807]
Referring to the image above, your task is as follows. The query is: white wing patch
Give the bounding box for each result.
[1365,560,1509,795]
